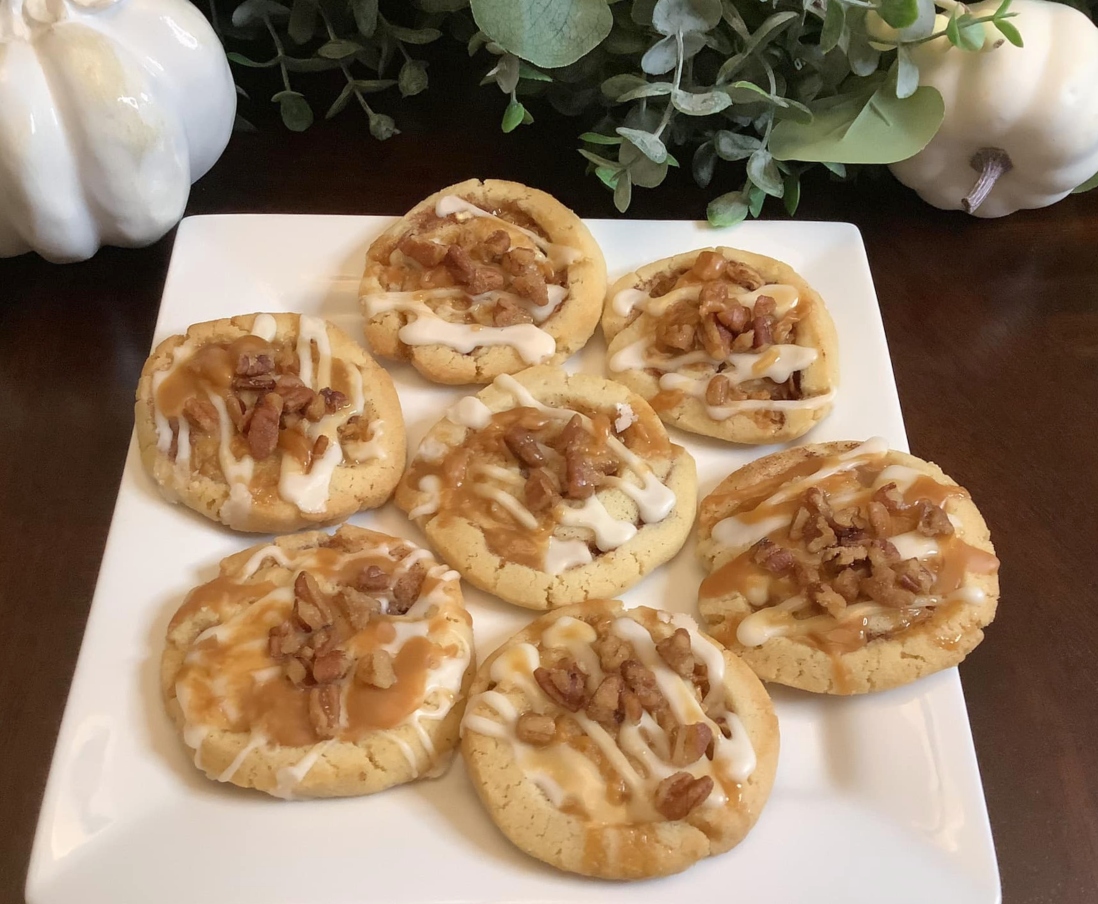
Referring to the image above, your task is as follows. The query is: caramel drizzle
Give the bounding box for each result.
[702,442,1000,653]
[173,540,470,770]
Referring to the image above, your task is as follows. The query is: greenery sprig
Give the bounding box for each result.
[205,0,1097,221]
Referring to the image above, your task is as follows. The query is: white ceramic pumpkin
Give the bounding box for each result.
[0,0,235,261]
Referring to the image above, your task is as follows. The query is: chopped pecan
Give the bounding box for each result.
[697,280,729,312]
[320,387,347,412]
[398,234,447,268]
[390,562,426,615]
[699,314,733,359]
[646,270,679,298]
[312,649,350,684]
[469,266,506,295]
[585,674,624,725]
[752,315,773,348]
[337,587,380,630]
[803,486,832,517]
[809,583,848,618]
[481,229,511,257]
[723,261,765,291]
[564,454,603,500]
[356,649,396,688]
[751,537,796,575]
[620,689,643,723]
[308,685,341,739]
[515,711,556,746]
[501,246,537,276]
[832,567,863,602]
[268,621,304,660]
[524,468,560,512]
[867,539,901,568]
[445,245,477,283]
[246,392,283,459]
[860,570,916,608]
[304,392,327,422]
[716,302,752,334]
[805,517,839,554]
[533,662,587,712]
[655,772,714,820]
[670,723,713,767]
[656,628,695,678]
[789,506,811,542]
[730,330,754,352]
[294,572,331,631]
[754,296,777,318]
[592,632,633,673]
[225,394,248,431]
[655,301,698,352]
[182,397,219,433]
[894,558,935,594]
[873,482,907,513]
[822,544,869,568]
[504,424,545,467]
[511,271,549,306]
[277,378,316,415]
[357,564,389,592]
[231,372,276,392]
[235,350,274,377]
[916,501,955,537]
[691,250,727,281]
[285,656,309,688]
[493,295,534,326]
[620,660,664,711]
[705,375,732,407]
[867,500,892,538]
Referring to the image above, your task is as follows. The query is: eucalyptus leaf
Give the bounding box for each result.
[770,83,945,164]
[614,171,633,211]
[384,23,442,44]
[226,51,278,68]
[1073,170,1098,193]
[895,46,919,99]
[351,0,378,37]
[693,140,717,188]
[995,19,1023,46]
[878,0,919,30]
[616,127,668,163]
[651,0,722,36]
[578,148,619,168]
[617,81,676,101]
[415,0,468,9]
[369,112,398,140]
[272,89,313,131]
[326,81,356,119]
[470,0,613,68]
[822,161,848,177]
[350,79,396,92]
[501,99,527,132]
[602,73,650,99]
[318,39,360,59]
[595,165,622,189]
[748,184,765,217]
[493,54,520,93]
[714,129,761,161]
[287,0,317,44]
[605,28,651,54]
[518,62,552,81]
[707,190,749,227]
[783,170,801,215]
[579,132,623,145]
[232,0,290,27]
[399,59,429,96]
[715,11,798,83]
[631,0,658,27]
[671,88,732,115]
[620,140,669,187]
[747,148,784,197]
[819,0,844,54]
[233,113,258,132]
[641,31,705,74]
[282,56,343,72]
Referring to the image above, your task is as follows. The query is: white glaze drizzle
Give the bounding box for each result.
[544,537,594,574]
[612,282,799,318]
[251,314,277,342]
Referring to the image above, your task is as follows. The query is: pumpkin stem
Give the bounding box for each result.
[963,148,1013,213]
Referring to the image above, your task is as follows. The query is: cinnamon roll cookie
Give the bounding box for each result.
[461,600,779,880]
[162,525,475,798]
[602,247,839,444]
[696,439,1001,694]
[395,366,697,609]
[360,179,606,384]
[135,313,405,532]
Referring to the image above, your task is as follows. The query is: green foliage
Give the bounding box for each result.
[207,0,1097,220]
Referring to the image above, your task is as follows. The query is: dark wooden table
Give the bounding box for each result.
[2,42,1096,904]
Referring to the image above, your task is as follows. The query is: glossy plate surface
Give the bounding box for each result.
[27,215,1000,904]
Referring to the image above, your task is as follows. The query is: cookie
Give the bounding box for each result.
[461,600,779,880]
[696,438,1000,694]
[135,313,406,532]
[601,247,839,444]
[395,365,697,609]
[161,524,475,798]
[360,179,606,384]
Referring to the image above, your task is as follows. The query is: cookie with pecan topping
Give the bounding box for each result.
[461,600,779,879]
[360,179,606,384]
[135,313,405,532]
[161,525,474,798]
[395,365,697,609]
[696,439,1000,693]
[602,247,839,443]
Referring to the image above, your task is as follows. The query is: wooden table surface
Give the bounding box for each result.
[2,42,1096,904]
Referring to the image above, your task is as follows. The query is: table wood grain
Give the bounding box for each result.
[2,44,1096,904]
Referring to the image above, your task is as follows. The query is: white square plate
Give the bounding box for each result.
[27,215,1000,904]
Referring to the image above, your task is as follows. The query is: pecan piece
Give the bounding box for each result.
[724,262,765,290]
[358,564,389,592]
[524,468,560,513]
[655,772,714,820]
[585,674,624,725]
[533,662,587,712]
[751,537,796,575]
[716,302,752,334]
[698,280,729,312]
[356,649,396,688]
[592,632,633,673]
[308,685,341,739]
[304,392,327,422]
[320,387,347,412]
[809,582,848,618]
[752,314,774,348]
[337,587,380,630]
[894,558,935,594]
[699,314,733,359]
[398,234,447,268]
[246,391,283,459]
[312,649,350,684]
[481,229,511,257]
[268,621,304,660]
[515,711,555,746]
[916,501,955,537]
[294,571,331,631]
[620,660,664,711]
[235,350,274,377]
[860,570,916,608]
[867,500,892,538]
[390,562,426,615]
[656,628,695,678]
[285,656,310,688]
[655,301,698,352]
[691,250,727,281]
[469,266,506,295]
[504,424,545,467]
[182,397,219,433]
[511,271,549,306]
[873,482,907,513]
[832,567,863,602]
[493,295,534,326]
[501,246,537,276]
[670,723,713,767]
